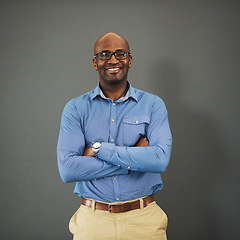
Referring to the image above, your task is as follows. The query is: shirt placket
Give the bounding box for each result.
[109,100,121,201]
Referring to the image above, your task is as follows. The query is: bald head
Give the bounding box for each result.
[92,32,132,89]
[94,32,130,54]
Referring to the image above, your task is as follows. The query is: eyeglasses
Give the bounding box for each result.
[94,50,131,61]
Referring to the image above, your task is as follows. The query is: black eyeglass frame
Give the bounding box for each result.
[93,50,131,60]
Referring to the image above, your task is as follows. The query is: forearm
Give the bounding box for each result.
[57,148,128,182]
[82,136,150,170]
[98,140,172,173]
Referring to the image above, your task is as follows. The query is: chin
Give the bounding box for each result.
[102,75,127,85]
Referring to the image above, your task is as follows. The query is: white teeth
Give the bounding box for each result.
[106,67,120,73]
[107,68,119,71]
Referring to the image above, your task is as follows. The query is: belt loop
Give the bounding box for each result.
[91,200,96,212]
[139,198,144,209]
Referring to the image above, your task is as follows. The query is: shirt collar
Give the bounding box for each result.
[90,81,138,102]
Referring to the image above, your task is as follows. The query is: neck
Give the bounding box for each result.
[99,81,128,101]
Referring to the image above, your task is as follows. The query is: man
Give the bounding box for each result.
[57,32,172,240]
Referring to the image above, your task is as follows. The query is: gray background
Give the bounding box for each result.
[1,0,239,239]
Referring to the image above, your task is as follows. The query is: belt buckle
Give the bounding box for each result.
[108,204,113,213]
[108,204,120,213]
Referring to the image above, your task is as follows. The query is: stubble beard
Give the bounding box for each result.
[99,68,128,87]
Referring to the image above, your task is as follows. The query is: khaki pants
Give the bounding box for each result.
[69,200,168,240]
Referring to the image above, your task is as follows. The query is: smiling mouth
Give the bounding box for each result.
[106,67,121,74]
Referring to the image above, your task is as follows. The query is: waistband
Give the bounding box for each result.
[81,195,155,213]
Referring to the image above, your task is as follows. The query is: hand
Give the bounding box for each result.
[83,146,95,156]
[135,136,149,147]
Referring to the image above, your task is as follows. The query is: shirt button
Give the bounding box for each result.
[116,198,119,201]
[114,177,117,180]
[135,120,139,123]
[112,119,115,122]
[94,179,97,180]
[111,138,114,142]
[113,103,115,106]
[128,166,131,169]
[118,165,121,167]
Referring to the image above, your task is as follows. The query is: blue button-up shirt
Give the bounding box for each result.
[57,82,172,203]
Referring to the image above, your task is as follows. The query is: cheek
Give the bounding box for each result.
[124,60,131,69]
[97,63,105,71]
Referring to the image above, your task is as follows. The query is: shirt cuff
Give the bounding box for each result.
[98,142,115,162]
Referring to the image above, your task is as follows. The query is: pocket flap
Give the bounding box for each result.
[122,116,150,125]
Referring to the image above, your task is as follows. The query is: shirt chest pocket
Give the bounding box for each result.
[121,116,150,146]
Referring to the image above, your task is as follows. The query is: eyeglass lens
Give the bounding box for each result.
[98,51,128,60]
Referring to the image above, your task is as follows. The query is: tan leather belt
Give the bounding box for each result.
[81,195,155,213]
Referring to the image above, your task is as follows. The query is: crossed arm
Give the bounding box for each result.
[57,98,172,183]
[83,136,149,157]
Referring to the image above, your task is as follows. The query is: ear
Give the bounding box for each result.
[93,57,98,71]
[128,55,133,68]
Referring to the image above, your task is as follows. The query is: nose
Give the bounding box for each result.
[108,53,119,64]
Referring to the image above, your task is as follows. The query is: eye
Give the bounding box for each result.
[100,52,111,59]
[115,51,126,59]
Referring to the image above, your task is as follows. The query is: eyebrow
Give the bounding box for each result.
[101,49,125,52]
[115,49,125,51]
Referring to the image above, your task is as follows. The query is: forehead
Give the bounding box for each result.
[94,34,129,53]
